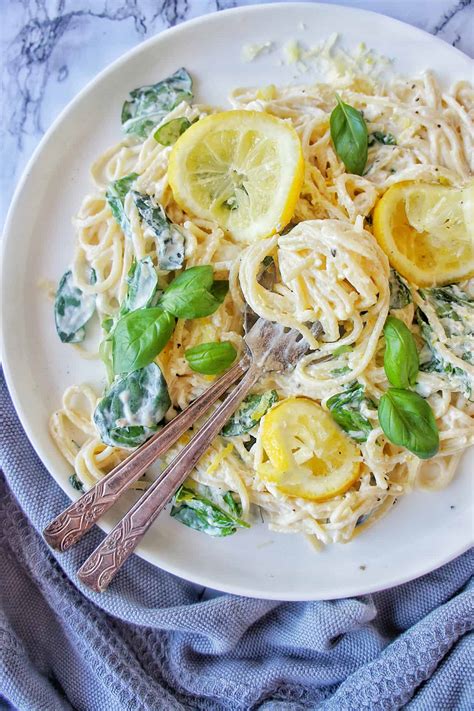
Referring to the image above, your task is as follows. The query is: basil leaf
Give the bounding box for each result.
[54,270,96,343]
[368,131,397,146]
[170,484,249,537]
[102,317,114,334]
[221,390,278,436]
[132,192,185,270]
[378,388,439,459]
[210,280,229,304]
[327,381,375,443]
[185,341,237,375]
[120,257,159,316]
[112,307,175,375]
[121,68,193,138]
[94,362,170,448]
[158,265,228,319]
[99,338,114,384]
[165,264,212,290]
[154,116,191,146]
[330,94,368,175]
[106,173,139,238]
[383,316,419,389]
[389,269,411,310]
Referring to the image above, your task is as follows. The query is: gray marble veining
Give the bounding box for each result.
[1,0,473,227]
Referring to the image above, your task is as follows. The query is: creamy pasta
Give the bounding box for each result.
[49,52,474,547]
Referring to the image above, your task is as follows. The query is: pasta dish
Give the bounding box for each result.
[49,43,474,548]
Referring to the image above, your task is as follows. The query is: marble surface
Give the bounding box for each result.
[1,0,473,228]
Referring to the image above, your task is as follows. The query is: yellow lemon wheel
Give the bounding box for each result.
[168,110,304,243]
[257,397,361,502]
[373,181,474,287]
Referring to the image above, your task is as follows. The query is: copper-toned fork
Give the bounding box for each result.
[43,357,249,552]
[43,262,277,553]
[77,317,322,592]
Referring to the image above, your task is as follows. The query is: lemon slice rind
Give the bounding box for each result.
[168,110,304,244]
[257,397,361,502]
[373,181,474,287]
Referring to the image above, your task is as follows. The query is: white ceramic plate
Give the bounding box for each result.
[2,3,473,600]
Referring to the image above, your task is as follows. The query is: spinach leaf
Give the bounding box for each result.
[170,484,249,537]
[417,309,472,400]
[94,362,170,448]
[54,270,96,343]
[368,131,397,146]
[121,68,193,138]
[420,284,474,332]
[120,257,159,316]
[330,94,368,175]
[185,341,237,375]
[327,381,374,442]
[154,116,192,146]
[389,269,411,310]
[158,265,228,319]
[331,366,351,376]
[132,192,185,270]
[378,388,439,459]
[68,473,84,492]
[222,390,278,436]
[223,491,242,517]
[112,307,175,375]
[332,344,353,357]
[383,316,419,389]
[106,173,139,238]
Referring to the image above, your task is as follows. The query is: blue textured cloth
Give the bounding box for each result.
[1,370,473,711]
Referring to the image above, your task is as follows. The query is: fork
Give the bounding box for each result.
[74,316,321,592]
[43,264,275,553]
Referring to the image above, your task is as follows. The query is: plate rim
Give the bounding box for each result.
[1,1,472,600]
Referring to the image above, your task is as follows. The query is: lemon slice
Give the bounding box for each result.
[257,397,360,502]
[168,110,304,243]
[373,181,474,286]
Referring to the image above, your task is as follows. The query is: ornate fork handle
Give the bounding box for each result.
[77,362,260,592]
[43,357,249,552]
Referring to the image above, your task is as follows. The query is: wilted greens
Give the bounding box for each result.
[222,390,278,436]
[121,68,193,138]
[327,382,375,443]
[106,173,138,238]
[389,269,411,310]
[54,270,96,343]
[170,484,249,537]
[154,116,192,146]
[132,192,185,271]
[93,362,170,448]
